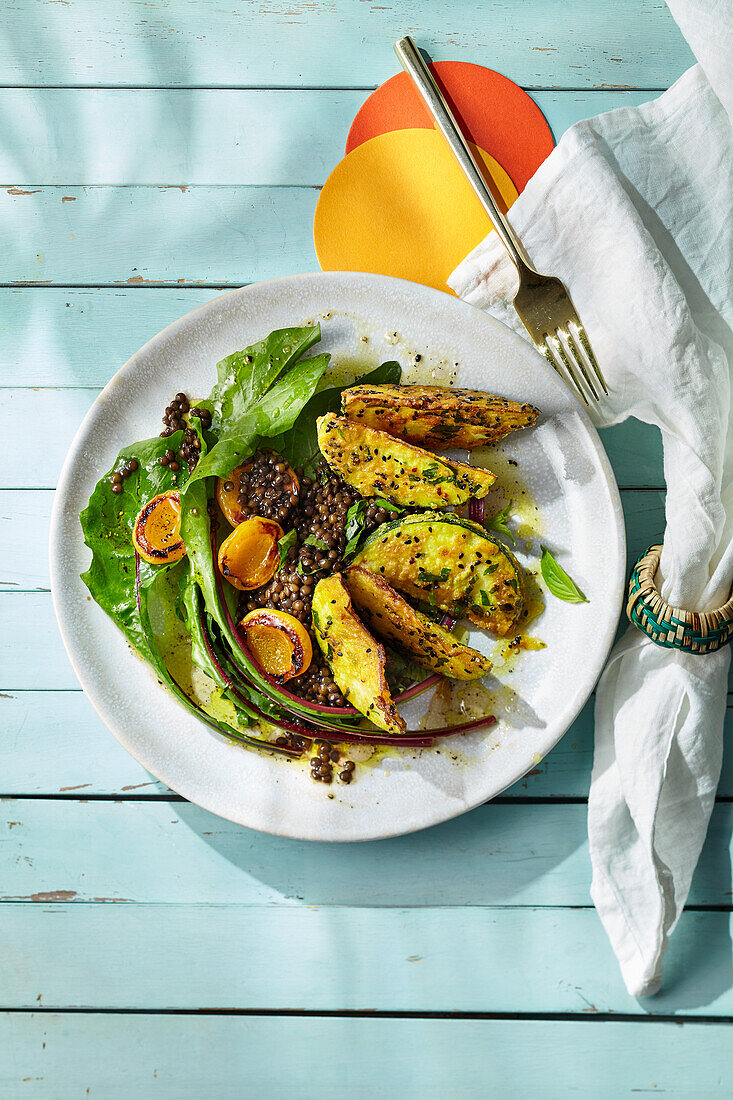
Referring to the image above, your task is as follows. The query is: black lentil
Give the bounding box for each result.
[236,449,299,524]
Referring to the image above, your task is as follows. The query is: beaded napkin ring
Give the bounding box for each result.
[627,545,733,653]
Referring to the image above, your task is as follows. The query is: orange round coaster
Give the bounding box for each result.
[314,127,518,294]
[346,61,553,193]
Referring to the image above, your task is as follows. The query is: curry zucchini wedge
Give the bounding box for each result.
[342,384,539,450]
[316,413,495,508]
[345,565,492,680]
[311,573,405,735]
[352,512,524,636]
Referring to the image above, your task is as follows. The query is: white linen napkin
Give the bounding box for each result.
[448,0,733,996]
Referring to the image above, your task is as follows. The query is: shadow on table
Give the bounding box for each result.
[644,801,733,1015]
[174,792,732,1014]
[173,792,586,908]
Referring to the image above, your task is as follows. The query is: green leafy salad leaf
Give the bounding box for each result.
[80,430,193,662]
[184,326,330,490]
[81,322,395,748]
[269,359,401,476]
[540,546,589,603]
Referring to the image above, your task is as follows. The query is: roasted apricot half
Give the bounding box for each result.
[217,516,284,591]
[240,608,313,682]
[132,490,186,565]
[216,452,300,527]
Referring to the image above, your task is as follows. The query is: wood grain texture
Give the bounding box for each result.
[2,1013,731,1099]
[0,89,655,187]
[0,185,318,286]
[0,88,683,288]
[1,799,731,909]
[1,905,733,1017]
[0,1,692,89]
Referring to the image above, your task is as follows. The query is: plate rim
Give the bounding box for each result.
[49,271,626,840]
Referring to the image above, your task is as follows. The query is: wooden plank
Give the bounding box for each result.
[0,390,98,489]
[0,89,655,188]
[0,185,318,286]
[1,799,731,908]
[2,1013,731,1099]
[598,420,665,490]
[0,390,667,491]
[0,288,217,388]
[0,692,169,796]
[0,0,692,89]
[1,905,733,1018]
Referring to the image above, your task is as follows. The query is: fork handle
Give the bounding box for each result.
[394,36,535,278]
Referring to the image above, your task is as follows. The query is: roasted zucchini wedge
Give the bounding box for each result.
[311,573,405,735]
[345,565,492,680]
[342,384,539,450]
[316,413,495,508]
[352,512,524,636]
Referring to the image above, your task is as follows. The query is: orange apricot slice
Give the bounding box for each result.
[240,608,313,682]
[217,516,284,591]
[132,490,186,565]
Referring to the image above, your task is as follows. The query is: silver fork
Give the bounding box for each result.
[394,36,608,407]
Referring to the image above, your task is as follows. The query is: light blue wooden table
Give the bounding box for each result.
[1,2,731,1096]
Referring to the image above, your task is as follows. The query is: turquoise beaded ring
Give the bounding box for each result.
[627,544,733,654]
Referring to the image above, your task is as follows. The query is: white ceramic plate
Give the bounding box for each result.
[50,272,624,841]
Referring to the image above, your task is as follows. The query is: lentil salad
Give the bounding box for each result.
[80,322,541,786]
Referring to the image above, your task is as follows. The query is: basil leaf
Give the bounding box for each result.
[486,499,516,545]
[277,528,297,569]
[540,546,589,603]
[344,498,369,541]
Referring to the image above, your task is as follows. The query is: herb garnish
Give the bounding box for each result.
[486,499,516,544]
[416,566,451,586]
[343,497,403,560]
[540,546,589,603]
[277,528,297,569]
[303,534,329,552]
[421,462,454,486]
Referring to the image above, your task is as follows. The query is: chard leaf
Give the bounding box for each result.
[540,546,589,603]
[79,430,194,662]
[183,327,328,492]
[204,325,322,431]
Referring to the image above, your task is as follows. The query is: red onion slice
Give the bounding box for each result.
[468,497,485,524]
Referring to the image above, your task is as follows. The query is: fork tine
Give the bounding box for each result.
[544,332,591,406]
[564,326,600,401]
[573,322,608,396]
[538,337,582,401]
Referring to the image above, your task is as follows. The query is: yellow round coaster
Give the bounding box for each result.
[314,127,518,294]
